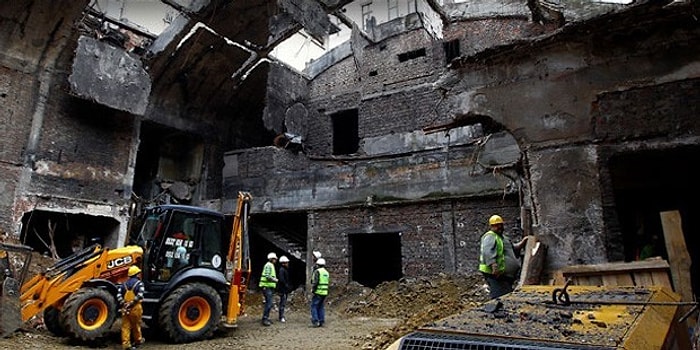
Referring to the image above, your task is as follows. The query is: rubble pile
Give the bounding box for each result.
[332,273,490,349]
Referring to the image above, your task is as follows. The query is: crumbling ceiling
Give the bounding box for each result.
[144,0,354,121]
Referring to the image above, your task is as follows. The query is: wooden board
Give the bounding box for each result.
[560,259,672,289]
[659,211,693,302]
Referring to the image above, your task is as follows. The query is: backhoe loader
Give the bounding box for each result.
[8,191,253,343]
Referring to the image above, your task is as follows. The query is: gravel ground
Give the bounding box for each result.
[1,274,489,350]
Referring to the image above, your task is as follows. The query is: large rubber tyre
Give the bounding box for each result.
[158,283,222,343]
[44,306,66,337]
[60,287,117,342]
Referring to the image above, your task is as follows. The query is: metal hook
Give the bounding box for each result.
[552,278,572,305]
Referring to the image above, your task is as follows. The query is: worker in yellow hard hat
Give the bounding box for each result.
[117,265,145,350]
[478,215,529,299]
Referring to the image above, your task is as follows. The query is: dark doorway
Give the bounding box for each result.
[133,121,204,204]
[349,232,402,288]
[248,212,308,291]
[20,210,119,258]
[608,145,700,299]
[331,109,359,155]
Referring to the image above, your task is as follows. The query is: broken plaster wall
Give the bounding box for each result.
[0,1,135,245]
[224,5,539,283]
[436,3,700,272]
[226,1,700,284]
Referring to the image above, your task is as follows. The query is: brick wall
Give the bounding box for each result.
[309,196,519,285]
[0,66,34,233]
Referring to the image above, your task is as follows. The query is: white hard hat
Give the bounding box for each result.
[313,251,322,259]
[279,256,289,263]
[267,252,278,260]
[316,258,326,266]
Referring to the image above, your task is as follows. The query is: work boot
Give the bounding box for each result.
[262,319,272,326]
[312,321,320,327]
[135,337,145,347]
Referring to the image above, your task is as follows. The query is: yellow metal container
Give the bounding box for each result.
[389,285,691,349]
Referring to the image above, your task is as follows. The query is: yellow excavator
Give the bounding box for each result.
[1,191,253,343]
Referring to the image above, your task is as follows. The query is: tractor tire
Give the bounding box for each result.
[158,283,222,343]
[44,306,66,337]
[60,287,117,342]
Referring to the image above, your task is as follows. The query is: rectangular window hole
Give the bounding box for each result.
[398,47,426,62]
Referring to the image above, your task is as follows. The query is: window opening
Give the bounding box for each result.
[398,48,426,62]
[331,109,359,155]
[443,39,460,63]
[362,3,373,31]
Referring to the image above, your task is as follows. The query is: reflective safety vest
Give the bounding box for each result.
[314,267,329,296]
[478,230,505,274]
[259,261,277,288]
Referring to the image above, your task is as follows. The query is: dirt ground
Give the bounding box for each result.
[0,247,490,350]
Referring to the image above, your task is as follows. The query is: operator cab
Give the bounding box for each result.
[129,205,228,283]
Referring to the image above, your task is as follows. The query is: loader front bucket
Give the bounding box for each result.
[0,274,22,337]
[0,243,34,338]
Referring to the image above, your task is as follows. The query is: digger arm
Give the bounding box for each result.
[19,244,142,323]
[224,191,252,326]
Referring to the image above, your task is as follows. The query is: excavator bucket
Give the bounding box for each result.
[0,243,33,338]
[0,275,21,338]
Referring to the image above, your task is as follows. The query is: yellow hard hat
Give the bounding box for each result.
[488,215,504,225]
[128,265,142,276]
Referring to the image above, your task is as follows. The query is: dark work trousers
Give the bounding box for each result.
[310,294,326,326]
[278,291,288,321]
[262,287,274,321]
[482,273,514,299]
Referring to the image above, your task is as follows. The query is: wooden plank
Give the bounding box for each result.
[550,270,566,285]
[587,275,603,286]
[561,259,670,275]
[634,271,654,286]
[615,273,634,286]
[659,210,696,331]
[649,271,672,289]
[601,274,618,286]
[519,236,547,286]
[659,210,693,300]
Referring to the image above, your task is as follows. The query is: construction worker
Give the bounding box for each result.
[277,255,292,323]
[479,215,528,299]
[259,252,278,326]
[310,257,329,327]
[117,265,145,350]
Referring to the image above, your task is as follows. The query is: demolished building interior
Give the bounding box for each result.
[0,0,698,308]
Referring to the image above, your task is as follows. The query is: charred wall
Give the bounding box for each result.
[309,196,520,284]
[227,1,700,287]
[0,1,135,241]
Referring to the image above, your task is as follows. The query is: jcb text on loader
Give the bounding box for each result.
[15,191,253,343]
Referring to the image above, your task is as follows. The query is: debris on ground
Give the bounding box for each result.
[331,273,490,349]
[1,231,492,349]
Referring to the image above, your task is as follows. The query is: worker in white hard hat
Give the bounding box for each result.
[117,265,145,350]
[478,215,529,299]
[312,250,322,263]
[310,257,329,327]
[277,256,292,323]
[259,252,278,326]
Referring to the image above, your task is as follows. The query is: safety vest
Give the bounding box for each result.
[314,267,329,296]
[258,261,277,288]
[478,230,505,274]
